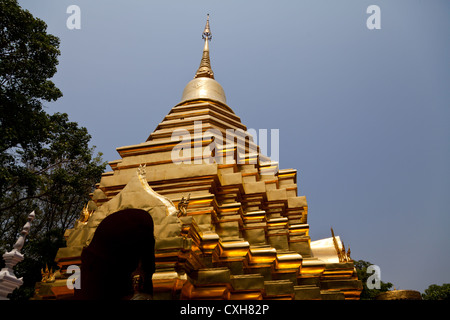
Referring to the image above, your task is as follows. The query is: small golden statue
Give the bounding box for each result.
[130,262,152,300]
[79,204,92,223]
[137,163,146,177]
[177,194,190,217]
[41,264,56,283]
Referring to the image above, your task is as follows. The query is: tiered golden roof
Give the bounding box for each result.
[32,15,362,300]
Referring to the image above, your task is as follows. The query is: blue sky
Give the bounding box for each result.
[17,0,450,293]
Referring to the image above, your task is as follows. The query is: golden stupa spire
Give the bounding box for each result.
[194,14,214,79]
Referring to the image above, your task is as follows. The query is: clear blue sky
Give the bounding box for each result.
[18,0,450,293]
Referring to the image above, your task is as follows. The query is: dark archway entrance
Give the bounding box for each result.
[76,209,155,300]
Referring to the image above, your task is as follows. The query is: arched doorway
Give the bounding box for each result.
[76,209,155,299]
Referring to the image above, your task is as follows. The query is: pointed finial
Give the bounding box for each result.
[195,14,214,79]
[330,227,343,261]
[202,14,212,41]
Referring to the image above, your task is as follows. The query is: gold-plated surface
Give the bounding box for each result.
[310,235,345,264]
[180,15,227,105]
[40,264,56,283]
[376,290,422,300]
[331,227,352,262]
[275,251,303,270]
[195,14,214,79]
[181,77,227,105]
[36,16,363,301]
[78,204,93,223]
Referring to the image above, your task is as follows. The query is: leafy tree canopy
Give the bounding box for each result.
[422,283,450,300]
[0,0,106,300]
[1,0,62,152]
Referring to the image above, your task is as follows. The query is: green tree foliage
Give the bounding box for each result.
[0,0,62,152]
[354,259,394,300]
[0,0,106,300]
[422,283,450,300]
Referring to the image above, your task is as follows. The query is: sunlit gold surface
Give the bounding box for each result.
[180,14,227,105]
[376,290,422,300]
[181,77,227,105]
[36,15,363,301]
[275,252,303,270]
[215,240,250,257]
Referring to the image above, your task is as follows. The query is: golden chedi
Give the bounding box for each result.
[32,15,362,300]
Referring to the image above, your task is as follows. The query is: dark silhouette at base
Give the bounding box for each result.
[75,209,155,300]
